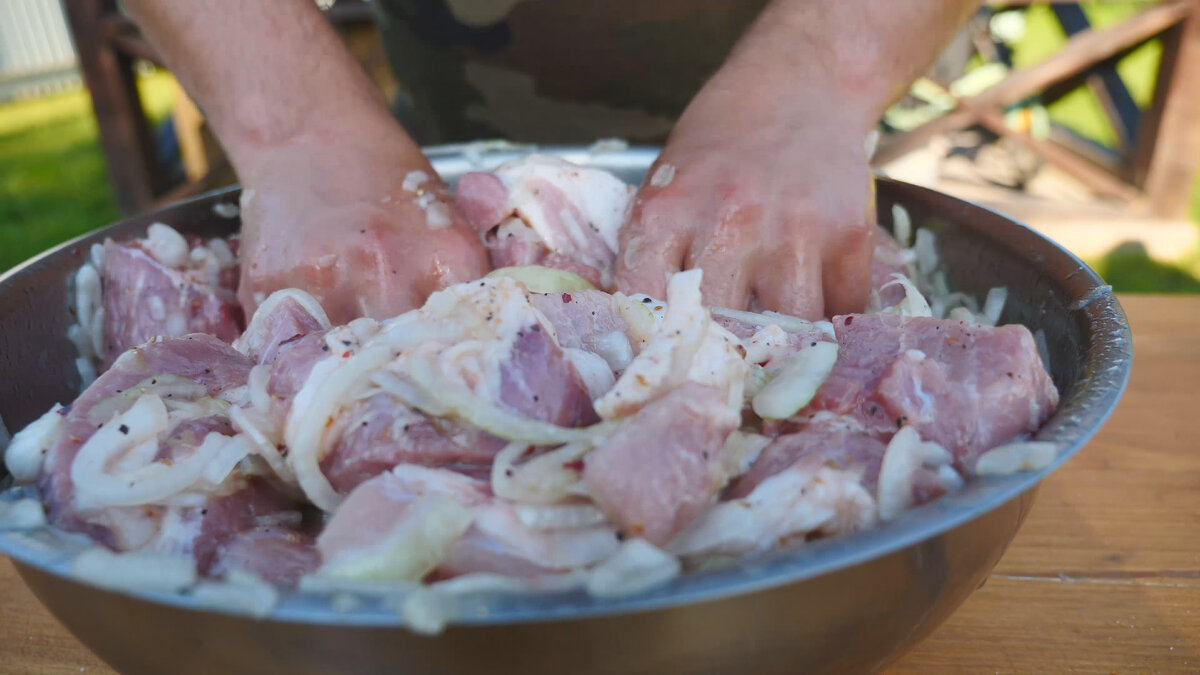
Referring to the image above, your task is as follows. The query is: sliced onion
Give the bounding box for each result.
[486,265,596,293]
[562,349,615,401]
[974,441,1057,476]
[285,344,397,511]
[513,504,607,530]
[200,434,252,485]
[317,496,475,582]
[227,405,283,464]
[591,331,633,371]
[752,342,839,420]
[87,375,207,426]
[711,306,816,334]
[719,431,771,482]
[145,223,189,268]
[877,426,953,521]
[912,228,939,277]
[371,371,450,417]
[585,539,681,599]
[881,273,933,318]
[492,441,592,504]
[612,293,660,346]
[247,365,272,414]
[406,357,606,445]
[891,203,913,247]
[74,399,232,507]
[982,287,1008,326]
[71,548,197,593]
[5,404,64,483]
[192,574,279,618]
[744,363,771,399]
[0,498,47,531]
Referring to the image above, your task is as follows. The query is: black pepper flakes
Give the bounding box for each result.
[642,297,652,303]
[321,345,330,352]
[896,416,907,428]
[531,324,541,332]
[118,424,129,435]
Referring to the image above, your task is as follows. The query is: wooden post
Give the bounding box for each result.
[62,0,161,215]
[1134,1,1200,218]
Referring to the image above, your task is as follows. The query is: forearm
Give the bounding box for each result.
[124,0,408,172]
[690,0,980,135]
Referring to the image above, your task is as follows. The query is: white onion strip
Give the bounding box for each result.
[247,365,272,413]
[228,405,295,484]
[285,344,396,511]
[492,441,592,504]
[72,395,234,506]
[710,306,815,334]
[405,358,606,445]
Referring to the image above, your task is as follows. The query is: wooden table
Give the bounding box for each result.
[1,294,1195,674]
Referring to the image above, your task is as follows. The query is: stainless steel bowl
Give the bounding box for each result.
[0,146,1132,674]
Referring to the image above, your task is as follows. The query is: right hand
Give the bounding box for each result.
[235,127,489,325]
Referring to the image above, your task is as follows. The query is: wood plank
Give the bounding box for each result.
[62,0,162,215]
[875,2,1192,165]
[0,558,112,674]
[1137,1,1200,218]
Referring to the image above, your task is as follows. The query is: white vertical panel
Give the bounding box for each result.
[0,0,80,100]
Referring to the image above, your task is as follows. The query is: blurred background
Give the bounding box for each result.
[1,0,1198,292]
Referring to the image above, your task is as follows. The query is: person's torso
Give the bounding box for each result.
[374,0,768,144]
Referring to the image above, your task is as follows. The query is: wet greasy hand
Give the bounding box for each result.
[236,130,488,325]
[617,104,874,320]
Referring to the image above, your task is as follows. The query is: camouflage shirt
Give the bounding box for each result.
[373,0,767,144]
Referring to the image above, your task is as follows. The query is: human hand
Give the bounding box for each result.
[617,82,874,320]
[236,126,489,325]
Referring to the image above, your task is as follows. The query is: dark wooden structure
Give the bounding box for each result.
[65,0,1200,218]
[876,0,1200,218]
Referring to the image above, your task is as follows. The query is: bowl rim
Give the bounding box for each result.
[0,145,1133,628]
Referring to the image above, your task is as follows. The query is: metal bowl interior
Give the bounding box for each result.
[0,146,1131,674]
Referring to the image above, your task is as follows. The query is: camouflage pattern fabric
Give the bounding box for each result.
[373,0,768,144]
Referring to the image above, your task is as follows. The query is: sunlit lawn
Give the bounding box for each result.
[0,71,174,273]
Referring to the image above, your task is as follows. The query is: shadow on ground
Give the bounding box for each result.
[1092,241,1200,294]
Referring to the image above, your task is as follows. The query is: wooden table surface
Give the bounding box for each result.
[1,294,1195,674]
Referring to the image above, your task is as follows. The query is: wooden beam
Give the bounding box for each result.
[966,101,1144,203]
[62,0,162,214]
[1136,1,1200,218]
[981,2,1190,107]
[1051,4,1142,152]
[875,1,1192,165]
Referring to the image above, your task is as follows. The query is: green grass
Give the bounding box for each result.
[0,71,175,273]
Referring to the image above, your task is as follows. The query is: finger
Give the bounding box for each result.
[821,220,873,316]
[686,202,762,310]
[616,194,690,299]
[753,242,824,321]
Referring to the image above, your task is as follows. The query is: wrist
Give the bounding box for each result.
[231,107,421,186]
